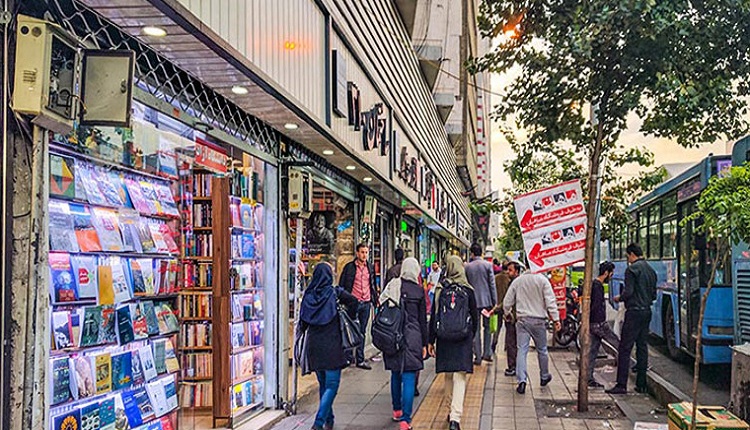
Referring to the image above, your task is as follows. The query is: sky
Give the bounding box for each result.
[488,73,733,197]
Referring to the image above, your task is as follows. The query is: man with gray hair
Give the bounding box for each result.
[465,243,497,365]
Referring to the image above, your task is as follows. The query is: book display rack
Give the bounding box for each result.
[46,121,184,430]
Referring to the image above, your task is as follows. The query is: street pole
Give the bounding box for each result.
[289,218,304,415]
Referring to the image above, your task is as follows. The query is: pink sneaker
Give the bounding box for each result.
[392,410,403,422]
[399,421,413,430]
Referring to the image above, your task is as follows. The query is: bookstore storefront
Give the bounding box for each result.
[13,5,284,430]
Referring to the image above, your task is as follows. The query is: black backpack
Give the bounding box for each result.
[371,298,405,356]
[435,283,472,341]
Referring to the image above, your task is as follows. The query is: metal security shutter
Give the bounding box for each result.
[735,260,750,344]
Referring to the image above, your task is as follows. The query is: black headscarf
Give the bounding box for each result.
[300,263,337,326]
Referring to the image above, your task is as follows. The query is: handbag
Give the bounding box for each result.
[489,314,499,334]
[293,323,311,375]
[338,304,364,351]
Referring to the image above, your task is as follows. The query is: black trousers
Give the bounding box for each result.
[616,309,651,389]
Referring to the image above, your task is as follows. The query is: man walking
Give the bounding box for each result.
[504,270,561,394]
[493,261,520,376]
[588,261,620,388]
[385,248,405,286]
[426,260,442,313]
[607,243,657,394]
[339,243,378,369]
[465,243,497,364]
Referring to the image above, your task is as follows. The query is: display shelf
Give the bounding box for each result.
[183,287,213,292]
[232,402,262,417]
[183,256,213,262]
[182,376,212,382]
[179,346,213,351]
[180,317,212,322]
[231,374,262,387]
[50,143,169,183]
[231,344,262,355]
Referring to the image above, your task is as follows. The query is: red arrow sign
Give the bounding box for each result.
[520,204,585,231]
[528,239,587,268]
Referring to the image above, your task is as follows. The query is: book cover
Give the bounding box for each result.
[71,255,98,300]
[252,378,264,405]
[250,321,262,346]
[70,355,96,399]
[117,209,142,253]
[230,197,241,227]
[145,380,168,418]
[79,305,104,348]
[163,339,179,374]
[139,259,155,295]
[115,304,135,345]
[49,200,80,252]
[121,390,143,428]
[52,310,74,349]
[253,348,264,375]
[253,204,264,231]
[133,218,156,253]
[159,416,174,430]
[161,376,178,412]
[156,303,179,334]
[70,311,81,349]
[240,204,253,229]
[125,179,152,215]
[92,352,112,394]
[147,421,163,430]
[237,351,253,378]
[141,301,160,336]
[231,323,246,348]
[152,340,167,375]
[111,351,134,391]
[241,233,255,259]
[92,207,124,252]
[98,305,117,344]
[98,265,115,306]
[130,348,144,386]
[253,292,264,320]
[147,223,168,253]
[131,303,149,340]
[79,162,108,206]
[153,183,179,217]
[243,381,253,406]
[232,384,244,410]
[157,133,178,179]
[138,345,158,382]
[98,396,117,430]
[50,356,72,405]
[108,257,132,303]
[49,252,78,303]
[139,182,163,216]
[50,153,76,199]
[69,203,102,252]
[129,259,147,295]
[98,170,125,207]
[80,401,101,430]
[253,233,264,260]
[113,392,131,430]
[51,408,81,430]
[132,388,155,423]
[112,172,133,209]
[157,224,179,254]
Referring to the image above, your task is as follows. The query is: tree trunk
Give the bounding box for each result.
[577,119,605,412]
[689,239,726,430]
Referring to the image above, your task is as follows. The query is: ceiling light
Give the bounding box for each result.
[231,85,249,95]
[284,41,297,50]
[284,123,299,130]
[142,26,167,37]
[322,149,334,156]
[345,165,356,171]
[363,177,373,182]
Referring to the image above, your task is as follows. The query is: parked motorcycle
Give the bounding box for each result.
[553,285,580,348]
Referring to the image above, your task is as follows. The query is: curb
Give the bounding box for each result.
[601,339,690,406]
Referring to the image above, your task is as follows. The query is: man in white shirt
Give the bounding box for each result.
[503,271,561,394]
[426,261,441,312]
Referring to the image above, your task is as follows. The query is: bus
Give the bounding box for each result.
[609,155,735,364]
[732,136,750,346]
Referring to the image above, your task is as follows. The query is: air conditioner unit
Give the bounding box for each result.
[288,168,313,219]
[13,15,80,132]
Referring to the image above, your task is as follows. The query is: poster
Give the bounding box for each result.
[305,211,336,255]
[513,180,585,233]
[521,216,587,273]
[549,267,568,320]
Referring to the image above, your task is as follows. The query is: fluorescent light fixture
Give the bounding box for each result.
[284,123,299,130]
[142,26,167,37]
[322,149,334,156]
[231,85,249,95]
[345,165,356,171]
[363,177,373,182]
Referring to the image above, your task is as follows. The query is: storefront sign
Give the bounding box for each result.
[347,82,389,156]
[347,82,361,129]
[513,180,585,233]
[194,137,228,174]
[677,177,702,202]
[521,216,587,273]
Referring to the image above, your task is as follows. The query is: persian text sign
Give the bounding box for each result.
[522,216,587,273]
[513,180,585,233]
[195,138,228,174]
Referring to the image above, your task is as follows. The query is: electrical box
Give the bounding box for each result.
[288,168,312,219]
[13,15,80,129]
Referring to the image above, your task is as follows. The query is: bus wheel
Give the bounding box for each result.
[664,303,682,360]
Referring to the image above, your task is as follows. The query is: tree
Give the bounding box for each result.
[682,164,750,430]
[475,0,750,411]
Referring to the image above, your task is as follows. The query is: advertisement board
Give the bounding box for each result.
[521,216,587,273]
[513,180,585,233]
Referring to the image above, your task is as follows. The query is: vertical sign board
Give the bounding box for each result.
[514,180,587,273]
[549,267,568,320]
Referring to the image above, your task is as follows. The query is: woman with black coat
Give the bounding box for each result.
[380,258,428,430]
[427,255,478,430]
[299,263,358,430]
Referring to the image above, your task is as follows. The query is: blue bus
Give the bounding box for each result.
[610,155,735,364]
[732,137,750,346]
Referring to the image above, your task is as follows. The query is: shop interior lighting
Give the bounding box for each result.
[345,165,356,171]
[284,123,299,130]
[142,26,167,37]
[322,149,334,156]
[363,177,373,182]
[231,85,249,95]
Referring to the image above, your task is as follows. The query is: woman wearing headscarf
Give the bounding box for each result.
[379,258,428,430]
[299,263,358,430]
[427,255,478,430]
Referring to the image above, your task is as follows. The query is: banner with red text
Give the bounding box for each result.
[513,180,585,233]
[521,216,587,273]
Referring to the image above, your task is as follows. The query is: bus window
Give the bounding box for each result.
[663,195,677,217]
[706,237,732,285]
[648,204,661,258]
[662,219,677,258]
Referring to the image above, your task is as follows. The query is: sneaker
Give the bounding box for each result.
[356,362,372,370]
[449,420,461,430]
[516,382,526,394]
[504,368,516,377]
[399,421,413,430]
[605,385,627,395]
[588,380,605,389]
[392,410,403,422]
[540,375,552,386]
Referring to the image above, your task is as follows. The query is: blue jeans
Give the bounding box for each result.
[346,301,371,364]
[315,370,341,427]
[516,317,550,384]
[390,371,417,423]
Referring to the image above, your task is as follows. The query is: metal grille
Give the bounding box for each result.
[25,0,279,157]
[736,262,750,344]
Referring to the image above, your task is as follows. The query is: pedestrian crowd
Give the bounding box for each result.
[295,241,657,430]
